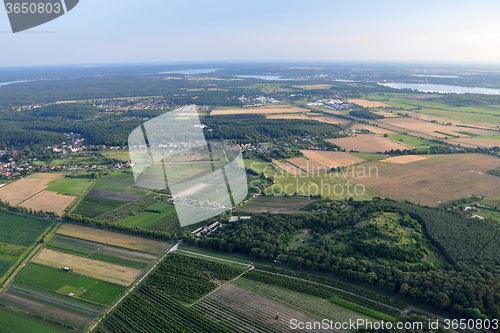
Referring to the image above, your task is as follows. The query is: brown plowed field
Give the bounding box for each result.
[326,134,412,153]
[272,159,307,175]
[21,191,75,215]
[348,99,389,108]
[352,154,500,206]
[301,150,365,168]
[380,155,428,164]
[286,157,330,173]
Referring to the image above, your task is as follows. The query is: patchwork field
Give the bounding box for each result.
[33,248,141,286]
[448,137,500,148]
[272,159,307,175]
[301,150,366,168]
[266,173,377,200]
[312,115,353,126]
[20,191,75,215]
[379,117,467,138]
[326,134,413,153]
[348,99,389,108]
[0,178,51,205]
[353,154,500,206]
[56,223,169,255]
[266,113,310,120]
[381,155,428,164]
[211,105,308,115]
[352,123,397,135]
[286,157,329,173]
[235,196,313,214]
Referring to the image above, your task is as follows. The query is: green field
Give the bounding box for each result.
[387,133,445,150]
[16,264,124,305]
[116,207,176,228]
[351,152,387,161]
[88,253,148,269]
[266,173,377,200]
[0,307,73,333]
[92,171,147,194]
[0,210,52,246]
[102,150,131,162]
[46,177,92,196]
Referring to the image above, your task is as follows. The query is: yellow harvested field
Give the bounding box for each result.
[0,178,51,205]
[301,150,365,168]
[211,105,308,115]
[266,114,310,120]
[21,191,75,215]
[348,99,389,108]
[352,154,500,206]
[286,157,329,173]
[311,116,352,126]
[56,224,169,255]
[381,155,428,164]
[33,249,141,286]
[352,124,397,135]
[272,159,307,175]
[379,118,465,138]
[326,134,413,153]
[449,137,500,148]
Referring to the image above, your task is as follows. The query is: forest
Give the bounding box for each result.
[199,198,500,320]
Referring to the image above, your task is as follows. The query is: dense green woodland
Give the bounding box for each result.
[0,104,343,151]
[199,198,500,320]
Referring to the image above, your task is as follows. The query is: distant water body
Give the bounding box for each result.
[379,82,500,95]
[411,74,459,78]
[159,68,221,75]
[236,75,293,81]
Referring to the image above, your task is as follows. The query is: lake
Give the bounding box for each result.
[379,82,500,95]
[159,68,221,75]
[236,75,293,81]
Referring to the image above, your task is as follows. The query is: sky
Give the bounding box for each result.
[1,0,500,66]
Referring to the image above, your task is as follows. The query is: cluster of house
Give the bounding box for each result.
[191,221,222,239]
[236,143,271,154]
[90,98,172,111]
[0,158,32,178]
[238,95,280,107]
[191,216,252,239]
[463,206,485,220]
[10,103,46,111]
[307,99,350,110]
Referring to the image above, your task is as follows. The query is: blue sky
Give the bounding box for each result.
[1,0,500,66]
